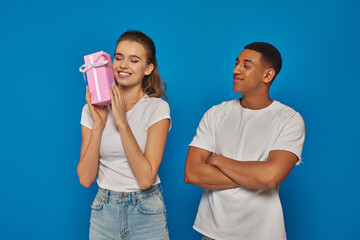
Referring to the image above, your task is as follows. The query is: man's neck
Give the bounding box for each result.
[240,94,273,110]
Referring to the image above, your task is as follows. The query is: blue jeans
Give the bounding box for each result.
[89,184,169,240]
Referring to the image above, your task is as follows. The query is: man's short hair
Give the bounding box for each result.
[244,42,282,80]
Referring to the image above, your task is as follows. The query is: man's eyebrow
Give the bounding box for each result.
[244,59,255,64]
[235,58,255,64]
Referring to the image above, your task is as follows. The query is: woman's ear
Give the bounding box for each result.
[145,63,154,76]
[263,68,275,84]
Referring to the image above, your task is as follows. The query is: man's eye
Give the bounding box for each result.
[244,65,250,69]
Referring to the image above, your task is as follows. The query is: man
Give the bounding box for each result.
[184,42,305,240]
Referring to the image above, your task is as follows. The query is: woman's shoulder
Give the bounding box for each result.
[81,103,90,114]
[141,95,170,109]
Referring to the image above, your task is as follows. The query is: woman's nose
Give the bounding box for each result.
[120,59,129,69]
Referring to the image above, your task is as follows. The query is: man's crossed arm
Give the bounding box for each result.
[184,146,298,190]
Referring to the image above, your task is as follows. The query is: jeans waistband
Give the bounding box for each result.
[97,184,162,204]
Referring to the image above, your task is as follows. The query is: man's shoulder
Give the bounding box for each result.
[271,101,303,123]
[208,99,238,113]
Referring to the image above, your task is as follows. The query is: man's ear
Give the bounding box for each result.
[263,68,275,84]
[145,63,154,76]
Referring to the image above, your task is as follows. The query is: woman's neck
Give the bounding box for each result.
[119,85,145,109]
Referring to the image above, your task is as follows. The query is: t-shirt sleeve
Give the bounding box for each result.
[80,104,94,129]
[270,112,305,164]
[147,100,171,130]
[189,107,215,153]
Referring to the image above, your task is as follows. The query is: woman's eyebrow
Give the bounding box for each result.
[114,52,141,59]
[129,55,141,59]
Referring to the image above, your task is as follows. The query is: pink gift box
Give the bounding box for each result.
[80,51,114,105]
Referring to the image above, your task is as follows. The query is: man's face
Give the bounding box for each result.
[233,49,268,95]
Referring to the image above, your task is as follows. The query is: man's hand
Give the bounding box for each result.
[206,153,217,165]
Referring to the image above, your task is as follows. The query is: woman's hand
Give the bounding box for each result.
[110,82,127,128]
[86,86,108,128]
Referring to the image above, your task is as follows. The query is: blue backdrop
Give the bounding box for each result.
[1,0,359,239]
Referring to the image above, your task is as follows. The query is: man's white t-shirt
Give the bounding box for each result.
[189,99,305,240]
[81,95,171,192]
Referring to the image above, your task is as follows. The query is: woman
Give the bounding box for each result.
[78,30,171,240]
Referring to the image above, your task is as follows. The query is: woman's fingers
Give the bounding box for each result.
[86,86,90,103]
[110,84,116,106]
[86,86,95,111]
[112,83,120,104]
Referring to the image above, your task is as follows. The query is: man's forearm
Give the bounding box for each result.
[208,155,276,190]
[185,161,240,190]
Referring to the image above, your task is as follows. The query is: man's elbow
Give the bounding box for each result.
[184,168,195,184]
[184,175,191,184]
[263,176,282,190]
[263,182,279,190]
[184,172,201,186]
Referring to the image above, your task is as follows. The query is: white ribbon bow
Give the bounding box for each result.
[79,53,110,81]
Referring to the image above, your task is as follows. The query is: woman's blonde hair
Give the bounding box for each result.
[116,30,167,100]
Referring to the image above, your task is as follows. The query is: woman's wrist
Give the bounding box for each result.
[116,119,129,131]
[93,123,105,131]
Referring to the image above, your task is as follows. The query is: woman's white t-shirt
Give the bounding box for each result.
[81,95,171,192]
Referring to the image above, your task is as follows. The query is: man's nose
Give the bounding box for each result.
[233,65,242,75]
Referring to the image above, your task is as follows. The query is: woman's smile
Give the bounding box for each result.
[118,71,132,78]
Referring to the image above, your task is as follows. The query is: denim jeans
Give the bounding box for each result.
[89,184,169,240]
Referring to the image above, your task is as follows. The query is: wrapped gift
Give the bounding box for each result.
[79,51,114,105]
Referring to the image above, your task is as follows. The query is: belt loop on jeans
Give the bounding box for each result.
[105,189,109,204]
[132,192,136,206]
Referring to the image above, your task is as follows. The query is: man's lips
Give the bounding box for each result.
[233,76,244,81]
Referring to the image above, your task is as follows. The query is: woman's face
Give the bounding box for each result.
[113,40,154,88]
